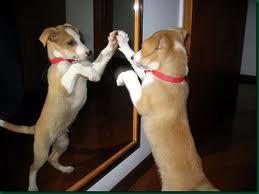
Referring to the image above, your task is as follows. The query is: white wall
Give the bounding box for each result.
[88,0,182,191]
[66,0,94,54]
[240,0,256,76]
[143,0,183,38]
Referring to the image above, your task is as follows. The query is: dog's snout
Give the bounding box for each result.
[131,55,134,60]
[86,50,92,56]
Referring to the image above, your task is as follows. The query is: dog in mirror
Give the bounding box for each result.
[0,23,118,191]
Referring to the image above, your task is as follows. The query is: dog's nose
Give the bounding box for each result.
[131,55,134,60]
[86,50,92,56]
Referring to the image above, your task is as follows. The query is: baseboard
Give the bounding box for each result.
[239,74,256,84]
[112,154,154,191]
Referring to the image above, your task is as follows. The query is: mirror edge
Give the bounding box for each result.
[133,0,142,143]
[67,0,143,191]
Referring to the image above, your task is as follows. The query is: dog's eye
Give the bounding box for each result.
[67,40,76,46]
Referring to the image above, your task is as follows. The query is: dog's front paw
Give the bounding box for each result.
[60,165,75,174]
[88,72,101,82]
[116,70,137,86]
[116,72,125,86]
[107,30,118,51]
[61,76,73,94]
[78,65,100,82]
[117,31,130,52]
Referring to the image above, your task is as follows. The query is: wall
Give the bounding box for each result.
[240,0,256,76]
[143,0,183,38]
[88,0,182,190]
[66,0,94,53]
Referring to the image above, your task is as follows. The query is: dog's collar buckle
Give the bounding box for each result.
[49,58,75,65]
[144,70,186,83]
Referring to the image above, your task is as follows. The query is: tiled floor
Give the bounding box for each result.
[113,83,257,191]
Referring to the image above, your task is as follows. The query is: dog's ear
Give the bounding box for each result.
[39,27,58,47]
[158,34,169,49]
[63,23,79,33]
[182,29,188,40]
[182,29,191,46]
[182,29,191,59]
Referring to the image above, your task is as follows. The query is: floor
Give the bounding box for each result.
[113,82,257,191]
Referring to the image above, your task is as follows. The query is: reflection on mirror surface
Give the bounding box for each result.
[0,0,137,191]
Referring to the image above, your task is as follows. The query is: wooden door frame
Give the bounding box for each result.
[183,0,248,142]
[183,0,193,34]
[67,0,142,191]
[183,0,193,57]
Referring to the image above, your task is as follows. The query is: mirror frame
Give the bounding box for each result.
[67,0,142,191]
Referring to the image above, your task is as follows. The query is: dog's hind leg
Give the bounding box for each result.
[28,135,51,191]
[48,132,74,173]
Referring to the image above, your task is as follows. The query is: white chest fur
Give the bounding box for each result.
[69,76,87,110]
[142,72,154,88]
[57,63,88,110]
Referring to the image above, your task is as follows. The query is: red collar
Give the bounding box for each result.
[144,70,186,83]
[49,58,75,65]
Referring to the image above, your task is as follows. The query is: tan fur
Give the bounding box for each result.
[117,29,219,191]
[0,121,34,134]
[39,27,57,47]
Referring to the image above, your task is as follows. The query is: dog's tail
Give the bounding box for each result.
[0,119,35,135]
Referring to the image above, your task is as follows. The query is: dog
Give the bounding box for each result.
[115,29,219,191]
[0,23,118,191]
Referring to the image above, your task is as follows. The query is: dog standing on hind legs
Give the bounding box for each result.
[0,24,118,191]
[115,30,219,191]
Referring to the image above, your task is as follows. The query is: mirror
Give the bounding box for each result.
[0,0,141,191]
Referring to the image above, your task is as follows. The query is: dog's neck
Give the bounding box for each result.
[145,69,186,83]
[47,44,57,60]
[46,43,69,61]
[157,54,188,78]
[47,45,76,66]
